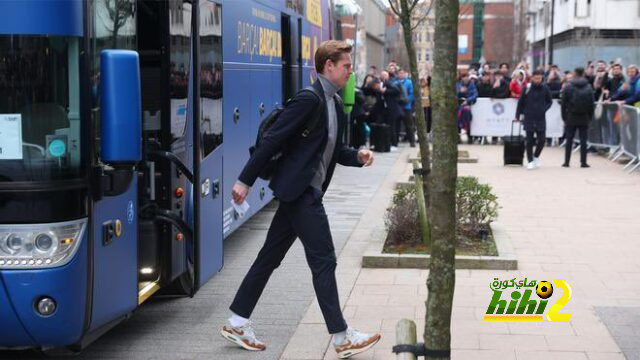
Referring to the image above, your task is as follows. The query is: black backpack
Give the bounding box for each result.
[569,84,594,114]
[249,86,324,180]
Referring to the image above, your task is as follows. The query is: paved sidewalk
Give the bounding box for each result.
[283,144,640,360]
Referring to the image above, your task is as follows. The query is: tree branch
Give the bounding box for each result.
[388,0,401,17]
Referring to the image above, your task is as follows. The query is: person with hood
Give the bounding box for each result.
[510,69,528,98]
[562,67,595,168]
[515,69,552,170]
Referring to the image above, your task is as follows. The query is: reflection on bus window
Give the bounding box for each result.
[200,0,223,158]
[170,0,192,142]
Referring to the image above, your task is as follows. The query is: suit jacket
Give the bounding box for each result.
[238,80,362,202]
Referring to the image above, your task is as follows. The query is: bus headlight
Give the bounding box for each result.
[0,219,87,269]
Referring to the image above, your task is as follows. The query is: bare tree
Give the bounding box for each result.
[424,0,459,356]
[389,0,459,357]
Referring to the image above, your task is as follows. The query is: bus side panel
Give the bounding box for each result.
[1,233,88,347]
[222,66,253,237]
[89,178,138,332]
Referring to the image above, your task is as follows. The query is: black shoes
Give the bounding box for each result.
[581,163,590,168]
[562,163,569,167]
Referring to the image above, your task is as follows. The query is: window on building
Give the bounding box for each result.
[418,51,422,61]
[426,51,430,62]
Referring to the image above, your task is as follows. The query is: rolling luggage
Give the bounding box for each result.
[503,120,525,165]
[370,123,391,152]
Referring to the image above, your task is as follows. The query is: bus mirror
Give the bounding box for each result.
[100,50,142,164]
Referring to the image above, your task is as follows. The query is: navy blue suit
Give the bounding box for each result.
[231,79,361,334]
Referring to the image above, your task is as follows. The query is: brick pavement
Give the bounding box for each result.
[281,144,640,360]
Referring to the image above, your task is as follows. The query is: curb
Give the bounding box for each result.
[362,222,518,270]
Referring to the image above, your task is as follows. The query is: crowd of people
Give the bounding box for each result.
[348,59,640,169]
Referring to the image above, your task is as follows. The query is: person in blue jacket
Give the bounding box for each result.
[396,69,416,147]
[456,72,478,144]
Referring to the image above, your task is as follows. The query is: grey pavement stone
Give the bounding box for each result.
[0,147,402,360]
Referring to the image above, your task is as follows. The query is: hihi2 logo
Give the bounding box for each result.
[483,278,573,322]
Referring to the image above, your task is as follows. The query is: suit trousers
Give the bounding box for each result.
[230,187,347,334]
[564,125,588,165]
[525,130,546,162]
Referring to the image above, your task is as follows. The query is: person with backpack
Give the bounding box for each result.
[397,69,416,147]
[561,67,595,168]
[515,69,553,170]
[221,40,380,359]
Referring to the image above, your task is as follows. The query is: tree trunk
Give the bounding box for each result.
[397,0,431,244]
[424,0,459,358]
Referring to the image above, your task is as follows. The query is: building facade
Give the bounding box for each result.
[526,0,640,71]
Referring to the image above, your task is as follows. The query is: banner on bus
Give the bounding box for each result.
[470,98,564,138]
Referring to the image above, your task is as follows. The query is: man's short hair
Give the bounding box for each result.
[574,67,585,77]
[315,40,352,74]
[612,63,622,69]
[499,62,510,69]
[532,69,544,77]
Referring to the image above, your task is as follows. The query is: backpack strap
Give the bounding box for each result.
[300,85,325,137]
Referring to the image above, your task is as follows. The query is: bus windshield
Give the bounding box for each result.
[0,35,82,183]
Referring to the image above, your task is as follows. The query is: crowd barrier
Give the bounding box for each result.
[469,98,564,138]
[466,98,640,173]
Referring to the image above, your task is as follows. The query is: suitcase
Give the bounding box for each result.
[503,121,525,165]
[370,123,390,152]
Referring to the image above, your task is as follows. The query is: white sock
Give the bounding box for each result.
[333,330,347,345]
[229,313,249,328]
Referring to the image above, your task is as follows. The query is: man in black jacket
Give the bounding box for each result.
[562,67,595,168]
[221,40,380,359]
[515,69,553,170]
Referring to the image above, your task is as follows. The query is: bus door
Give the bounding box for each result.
[194,0,224,288]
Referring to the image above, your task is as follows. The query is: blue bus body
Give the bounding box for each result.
[0,0,331,352]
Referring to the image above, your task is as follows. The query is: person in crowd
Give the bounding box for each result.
[604,63,625,101]
[510,69,528,98]
[585,62,596,84]
[477,71,493,98]
[368,66,378,77]
[592,60,609,100]
[351,85,368,148]
[420,76,432,135]
[380,70,403,151]
[225,40,380,359]
[456,71,478,144]
[546,68,563,99]
[481,63,491,76]
[515,69,552,170]
[561,67,595,168]
[615,65,640,106]
[499,62,512,83]
[397,69,416,147]
[491,71,511,98]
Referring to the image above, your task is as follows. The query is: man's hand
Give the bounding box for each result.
[357,149,374,167]
[232,182,249,204]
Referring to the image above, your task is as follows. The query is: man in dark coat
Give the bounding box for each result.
[515,69,553,170]
[224,40,381,358]
[562,67,595,168]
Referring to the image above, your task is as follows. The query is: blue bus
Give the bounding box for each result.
[0,0,331,353]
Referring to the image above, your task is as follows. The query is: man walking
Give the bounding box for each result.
[515,69,552,170]
[562,67,595,168]
[220,40,381,359]
[397,69,416,147]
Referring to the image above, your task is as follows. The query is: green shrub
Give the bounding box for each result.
[385,176,498,243]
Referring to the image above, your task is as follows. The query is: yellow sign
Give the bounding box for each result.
[306,0,322,27]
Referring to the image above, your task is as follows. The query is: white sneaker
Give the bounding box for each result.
[533,157,540,168]
[527,161,536,170]
[390,146,398,152]
[334,328,381,359]
[220,320,266,351]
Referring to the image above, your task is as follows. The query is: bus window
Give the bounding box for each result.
[199,1,222,158]
[0,36,81,182]
[169,0,192,142]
